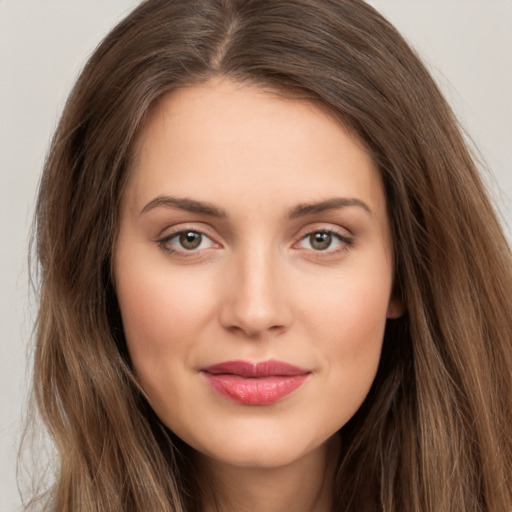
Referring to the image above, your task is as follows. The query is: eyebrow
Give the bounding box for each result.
[140,195,228,218]
[288,197,373,218]
[140,195,372,218]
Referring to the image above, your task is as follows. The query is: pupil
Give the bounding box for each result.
[180,232,201,249]
[311,232,331,250]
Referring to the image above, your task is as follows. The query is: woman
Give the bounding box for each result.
[29,0,512,511]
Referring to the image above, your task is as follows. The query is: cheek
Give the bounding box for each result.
[114,259,220,426]
[114,257,216,368]
[323,287,388,373]
[302,264,392,405]
[304,257,392,343]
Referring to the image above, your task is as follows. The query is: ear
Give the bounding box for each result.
[387,298,405,319]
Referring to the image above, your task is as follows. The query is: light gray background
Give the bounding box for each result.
[1,1,511,510]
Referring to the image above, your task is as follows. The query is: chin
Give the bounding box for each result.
[183,420,334,471]
[202,443,311,469]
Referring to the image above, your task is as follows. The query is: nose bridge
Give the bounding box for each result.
[220,241,289,337]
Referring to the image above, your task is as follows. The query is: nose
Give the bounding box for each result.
[219,246,292,339]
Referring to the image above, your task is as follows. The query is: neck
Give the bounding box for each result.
[198,436,340,512]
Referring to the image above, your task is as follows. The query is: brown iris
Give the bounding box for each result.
[309,232,332,250]
[179,231,202,250]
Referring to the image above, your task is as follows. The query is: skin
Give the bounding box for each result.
[114,78,402,512]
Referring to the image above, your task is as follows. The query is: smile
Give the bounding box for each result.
[201,360,311,405]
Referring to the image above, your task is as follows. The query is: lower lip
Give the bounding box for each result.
[203,373,309,405]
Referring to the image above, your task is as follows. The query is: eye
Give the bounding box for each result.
[296,229,353,253]
[157,229,217,253]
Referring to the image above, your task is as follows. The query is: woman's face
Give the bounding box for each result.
[114,79,401,469]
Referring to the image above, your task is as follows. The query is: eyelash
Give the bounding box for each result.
[156,227,354,256]
[156,228,216,255]
[295,229,354,255]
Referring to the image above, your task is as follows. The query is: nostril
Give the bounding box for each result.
[223,321,286,340]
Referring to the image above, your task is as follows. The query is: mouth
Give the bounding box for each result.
[200,360,311,405]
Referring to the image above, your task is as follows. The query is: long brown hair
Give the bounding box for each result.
[29,0,512,510]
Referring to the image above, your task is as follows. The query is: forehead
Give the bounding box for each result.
[124,78,386,220]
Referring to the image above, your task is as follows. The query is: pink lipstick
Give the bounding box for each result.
[201,360,310,405]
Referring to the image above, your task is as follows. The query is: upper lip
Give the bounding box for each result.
[201,359,310,378]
